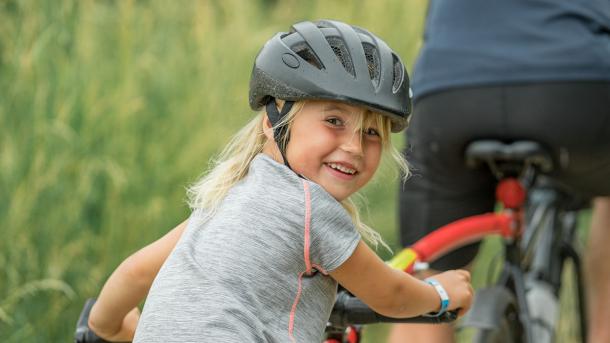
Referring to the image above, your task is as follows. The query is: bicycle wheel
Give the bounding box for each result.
[461,286,524,343]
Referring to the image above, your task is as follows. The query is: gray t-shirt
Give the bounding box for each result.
[133,154,361,343]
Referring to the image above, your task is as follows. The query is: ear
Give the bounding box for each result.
[262,114,275,141]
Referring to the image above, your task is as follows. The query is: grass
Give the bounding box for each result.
[0,1,426,341]
[0,1,588,342]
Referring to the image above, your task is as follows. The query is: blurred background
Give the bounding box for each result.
[0,0,585,342]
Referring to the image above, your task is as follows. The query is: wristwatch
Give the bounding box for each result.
[424,278,450,317]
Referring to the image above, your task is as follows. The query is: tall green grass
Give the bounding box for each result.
[0,1,426,341]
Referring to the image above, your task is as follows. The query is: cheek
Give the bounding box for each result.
[288,127,336,170]
[364,142,382,173]
[297,129,336,156]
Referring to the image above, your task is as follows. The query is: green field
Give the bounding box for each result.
[0,1,586,342]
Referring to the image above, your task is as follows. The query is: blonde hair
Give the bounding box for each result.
[187,100,409,250]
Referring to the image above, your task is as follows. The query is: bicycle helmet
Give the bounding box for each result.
[249,19,412,133]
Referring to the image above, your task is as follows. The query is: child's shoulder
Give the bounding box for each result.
[247,154,349,217]
[305,180,353,226]
[248,154,304,194]
[303,179,344,211]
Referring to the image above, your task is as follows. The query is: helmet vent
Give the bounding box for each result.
[315,21,334,29]
[362,43,380,86]
[291,42,324,70]
[392,54,404,92]
[325,37,355,77]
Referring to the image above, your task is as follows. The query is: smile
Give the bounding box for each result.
[325,162,358,176]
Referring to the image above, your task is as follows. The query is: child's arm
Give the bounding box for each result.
[330,241,473,319]
[87,219,188,341]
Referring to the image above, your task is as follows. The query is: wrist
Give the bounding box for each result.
[424,277,450,317]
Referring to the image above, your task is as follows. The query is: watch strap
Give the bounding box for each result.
[424,277,450,317]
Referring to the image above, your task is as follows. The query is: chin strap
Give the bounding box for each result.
[265,98,295,170]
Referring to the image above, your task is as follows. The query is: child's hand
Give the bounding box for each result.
[428,269,473,317]
[90,307,141,342]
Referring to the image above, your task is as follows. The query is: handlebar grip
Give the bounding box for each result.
[329,291,458,326]
[74,298,111,343]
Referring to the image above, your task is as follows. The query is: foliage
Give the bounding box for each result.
[0,0,426,341]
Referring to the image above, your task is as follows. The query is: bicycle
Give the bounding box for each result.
[458,139,587,343]
[323,140,588,343]
[76,140,587,343]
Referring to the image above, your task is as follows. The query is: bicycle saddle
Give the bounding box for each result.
[465,140,553,174]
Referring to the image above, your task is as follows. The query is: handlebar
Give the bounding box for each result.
[329,290,458,326]
[77,292,457,342]
[74,298,116,343]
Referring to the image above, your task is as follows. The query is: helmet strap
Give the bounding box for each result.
[265,98,294,170]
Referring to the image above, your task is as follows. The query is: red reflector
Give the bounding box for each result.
[496,178,526,209]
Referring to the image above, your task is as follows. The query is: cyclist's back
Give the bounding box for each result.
[413,0,610,99]
[393,1,610,342]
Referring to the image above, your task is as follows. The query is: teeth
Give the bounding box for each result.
[328,163,356,175]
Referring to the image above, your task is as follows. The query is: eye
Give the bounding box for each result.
[364,127,380,137]
[325,117,344,126]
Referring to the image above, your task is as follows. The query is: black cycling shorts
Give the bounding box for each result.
[399,81,610,270]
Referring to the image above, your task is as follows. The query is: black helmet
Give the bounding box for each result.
[249,19,411,133]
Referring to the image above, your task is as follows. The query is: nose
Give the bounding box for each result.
[340,130,363,156]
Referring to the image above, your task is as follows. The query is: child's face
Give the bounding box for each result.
[273,100,383,201]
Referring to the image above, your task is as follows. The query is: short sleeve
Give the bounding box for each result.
[307,183,361,273]
[186,208,207,230]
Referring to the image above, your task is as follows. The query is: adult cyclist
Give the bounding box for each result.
[391,1,610,342]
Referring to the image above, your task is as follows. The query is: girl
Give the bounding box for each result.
[86,19,473,342]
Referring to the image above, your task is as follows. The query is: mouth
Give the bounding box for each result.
[324,162,359,179]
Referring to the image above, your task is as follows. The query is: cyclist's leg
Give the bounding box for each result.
[387,308,455,343]
[586,197,610,343]
[392,88,499,343]
[398,87,501,269]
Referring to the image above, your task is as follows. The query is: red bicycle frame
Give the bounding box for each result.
[388,178,525,274]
